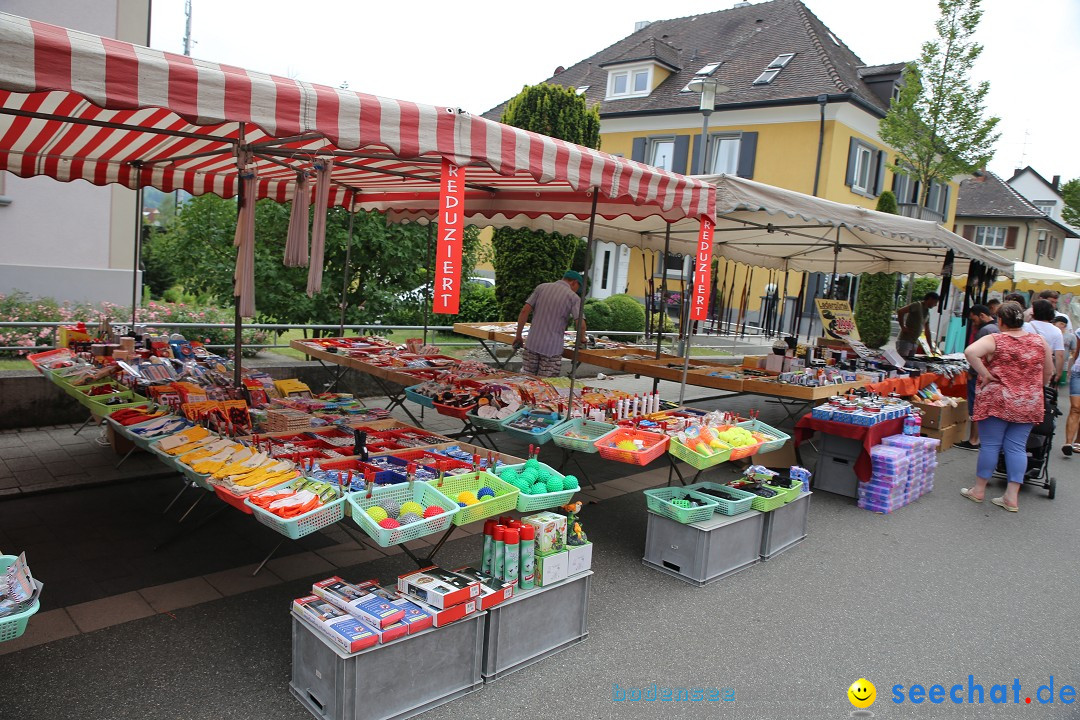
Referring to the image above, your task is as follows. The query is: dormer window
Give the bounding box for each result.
[753,53,795,85]
[607,65,653,99]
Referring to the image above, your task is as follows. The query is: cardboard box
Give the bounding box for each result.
[921,419,969,452]
[291,596,378,653]
[312,576,406,628]
[566,542,593,575]
[352,580,433,634]
[453,566,514,610]
[521,512,567,554]
[912,398,967,430]
[536,550,569,587]
[375,620,409,644]
[397,566,481,609]
[409,596,477,627]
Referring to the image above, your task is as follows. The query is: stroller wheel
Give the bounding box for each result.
[1048,477,1056,500]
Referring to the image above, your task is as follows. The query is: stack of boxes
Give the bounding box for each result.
[859,435,940,513]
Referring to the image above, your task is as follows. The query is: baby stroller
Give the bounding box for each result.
[994,386,1060,498]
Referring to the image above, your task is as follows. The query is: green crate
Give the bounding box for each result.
[347,481,460,547]
[0,556,39,643]
[643,487,718,524]
[729,482,787,512]
[766,477,803,504]
[466,407,511,431]
[668,437,733,470]
[550,418,616,453]
[497,462,579,512]
[683,481,756,516]
[499,408,562,445]
[427,471,519,525]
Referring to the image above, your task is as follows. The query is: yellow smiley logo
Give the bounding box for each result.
[848,678,876,709]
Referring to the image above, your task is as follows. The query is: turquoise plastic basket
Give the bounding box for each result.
[683,481,756,516]
[550,418,616,453]
[0,556,40,643]
[737,419,791,455]
[245,480,346,540]
[499,408,562,445]
[466,407,510,431]
[643,488,718,524]
[404,385,436,408]
[347,481,460,546]
[498,462,579,512]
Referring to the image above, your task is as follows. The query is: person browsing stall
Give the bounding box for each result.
[961,301,1054,512]
[896,291,940,358]
[1029,299,1066,377]
[512,271,587,377]
[955,304,999,451]
[1059,315,1080,457]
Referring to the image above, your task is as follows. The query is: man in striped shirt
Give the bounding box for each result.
[512,271,587,377]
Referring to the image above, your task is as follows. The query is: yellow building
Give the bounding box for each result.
[483,0,958,326]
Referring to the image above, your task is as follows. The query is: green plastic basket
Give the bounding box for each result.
[0,556,40,643]
[499,408,562,445]
[682,481,755,516]
[245,479,347,540]
[729,482,787,512]
[81,389,148,416]
[643,487,719,524]
[550,418,616,453]
[737,419,791,455]
[668,437,734,470]
[427,470,519,526]
[766,477,803,504]
[498,462,579,512]
[466,407,509,431]
[347,481,460,546]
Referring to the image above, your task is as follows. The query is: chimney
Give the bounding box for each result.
[634,20,652,32]
[553,65,566,75]
[734,1,752,6]
[1014,168,1023,178]
[1052,175,1061,191]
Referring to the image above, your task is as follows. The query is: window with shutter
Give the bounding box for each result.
[1005,226,1018,249]
[845,137,879,197]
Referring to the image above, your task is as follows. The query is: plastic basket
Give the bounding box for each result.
[766,477,803,504]
[497,462,579,512]
[213,470,297,514]
[682,481,755,516]
[82,391,149,416]
[427,471,519,526]
[729,482,787,512]
[245,481,347,540]
[434,400,477,421]
[643,487,719,524]
[737,419,791,455]
[668,437,733,470]
[466,407,509,431]
[346,481,460,547]
[550,418,616,453]
[499,408,563,445]
[595,429,670,466]
[0,556,40,643]
[403,385,436,408]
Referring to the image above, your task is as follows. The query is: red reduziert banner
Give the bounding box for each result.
[433,159,465,314]
[690,216,714,321]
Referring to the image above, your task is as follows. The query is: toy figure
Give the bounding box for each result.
[561,501,588,546]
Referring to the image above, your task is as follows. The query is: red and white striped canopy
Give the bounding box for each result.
[0,12,715,223]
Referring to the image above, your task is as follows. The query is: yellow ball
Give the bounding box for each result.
[456,491,478,504]
[616,440,638,452]
[366,506,388,523]
[399,501,424,517]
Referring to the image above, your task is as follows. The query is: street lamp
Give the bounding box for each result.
[686,76,729,175]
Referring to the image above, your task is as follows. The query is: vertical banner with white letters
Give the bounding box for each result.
[689,216,714,321]
[433,159,465,314]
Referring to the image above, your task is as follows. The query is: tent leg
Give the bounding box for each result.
[565,190,599,420]
[423,222,434,346]
[130,167,143,329]
[338,195,356,337]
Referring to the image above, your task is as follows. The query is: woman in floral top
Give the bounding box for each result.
[961,301,1054,512]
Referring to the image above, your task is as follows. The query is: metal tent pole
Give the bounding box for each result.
[423,222,434,346]
[565,190,599,420]
[337,192,356,337]
[232,123,247,390]
[830,228,841,299]
[130,164,143,329]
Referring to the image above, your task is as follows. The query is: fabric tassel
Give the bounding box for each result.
[233,171,257,318]
[284,172,310,267]
[306,159,333,296]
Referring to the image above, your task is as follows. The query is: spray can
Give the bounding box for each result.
[503,528,519,586]
[480,519,497,575]
[519,525,536,589]
[493,525,506,581]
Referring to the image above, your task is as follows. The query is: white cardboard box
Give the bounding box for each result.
[566,542,593,575]
[536,550,568,587]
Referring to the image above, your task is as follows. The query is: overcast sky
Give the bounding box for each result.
[150,0,1079,183]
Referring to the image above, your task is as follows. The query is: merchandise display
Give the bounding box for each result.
[859,435,941,513]
[811,393,912,426]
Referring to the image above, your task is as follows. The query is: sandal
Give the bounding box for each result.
[960,488,984,503]
[991,497,1018,513]
[1064,445,1074,457]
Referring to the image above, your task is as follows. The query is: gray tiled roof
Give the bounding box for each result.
[600,36,682,70]
[483,0,904,120]
[956,171,1045,218]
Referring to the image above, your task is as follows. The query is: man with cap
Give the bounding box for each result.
[512,270,587,377]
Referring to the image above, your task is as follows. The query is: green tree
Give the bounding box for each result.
[879,0,1001,206]
[496,84,601,320]
[1061,178,1080,227]
[854,192,900,348]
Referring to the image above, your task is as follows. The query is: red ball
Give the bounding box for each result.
[423,505,444,518]
[378,517,401,529]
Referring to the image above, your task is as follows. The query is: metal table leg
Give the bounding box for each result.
[372,375,423,426]
[315,358,349,392]
[115,445,137,469]
[162,480,191,515]
[252,540,284,576]
[400,526,458,568]
[73,415,98,436]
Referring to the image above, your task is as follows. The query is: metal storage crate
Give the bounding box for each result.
[642,508,763,586]
[482,570,591,682]
[290,611,484,720]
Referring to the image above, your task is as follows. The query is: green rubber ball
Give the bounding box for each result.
[546,476,564,493]
[563,475,580,490]
[531,481,548,495]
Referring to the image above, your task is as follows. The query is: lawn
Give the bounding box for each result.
[0,358,33,370]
